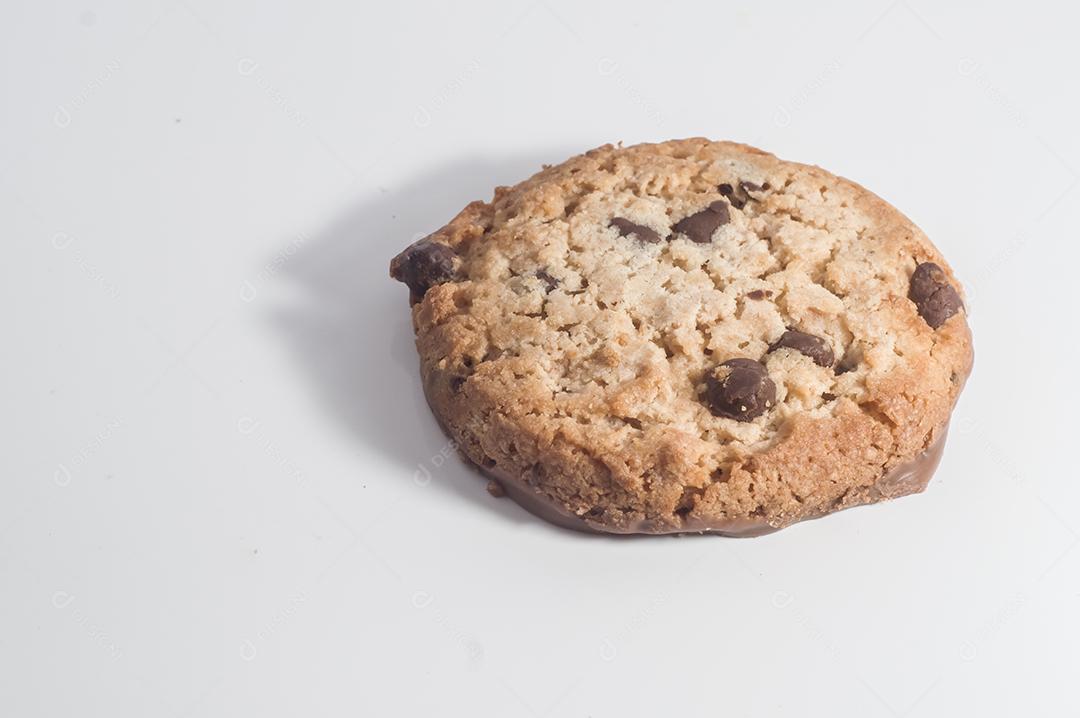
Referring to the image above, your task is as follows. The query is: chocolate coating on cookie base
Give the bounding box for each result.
[473,429,948,536]
[422,373,949,537]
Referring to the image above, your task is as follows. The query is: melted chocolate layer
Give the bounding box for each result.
[474,429,946,536]
[423,373,949,536]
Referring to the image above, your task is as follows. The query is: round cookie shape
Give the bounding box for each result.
[390,139,973,535]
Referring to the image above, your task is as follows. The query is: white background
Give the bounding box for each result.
[3,0,1078,715]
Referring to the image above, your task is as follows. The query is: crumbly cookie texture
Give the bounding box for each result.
[390,139,973,535]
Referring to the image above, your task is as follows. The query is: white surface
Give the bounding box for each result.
[3,0,1078,715]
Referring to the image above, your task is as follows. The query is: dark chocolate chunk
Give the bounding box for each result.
[746,289,772,300]
[768,329,835,367]
[835,356,857,374]
[908,262,962,329]
[535,270,559,292]
[717,183,747,209]
[719,181,769,209]
[610,217,662,244]
[389,238,459,299]
[702,358,776,422]
[672,201,730,243]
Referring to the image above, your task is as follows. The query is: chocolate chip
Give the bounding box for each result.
[909,262,963,329]
[535,270,559,292]
[768,329,835,367]
[389,238,459,299]
[610,217,662,244]
[835,356,857,374]
[672,201,730,243]
[717,183,745,209]
[746,289,772,300]
[719,181,769,209]
[702,358,776,422]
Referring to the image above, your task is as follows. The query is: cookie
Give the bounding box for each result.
[390,139,973,535]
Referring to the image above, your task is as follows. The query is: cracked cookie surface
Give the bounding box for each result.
[390,139,973,535]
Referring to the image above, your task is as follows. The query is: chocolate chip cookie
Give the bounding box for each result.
[390,139,973,535]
